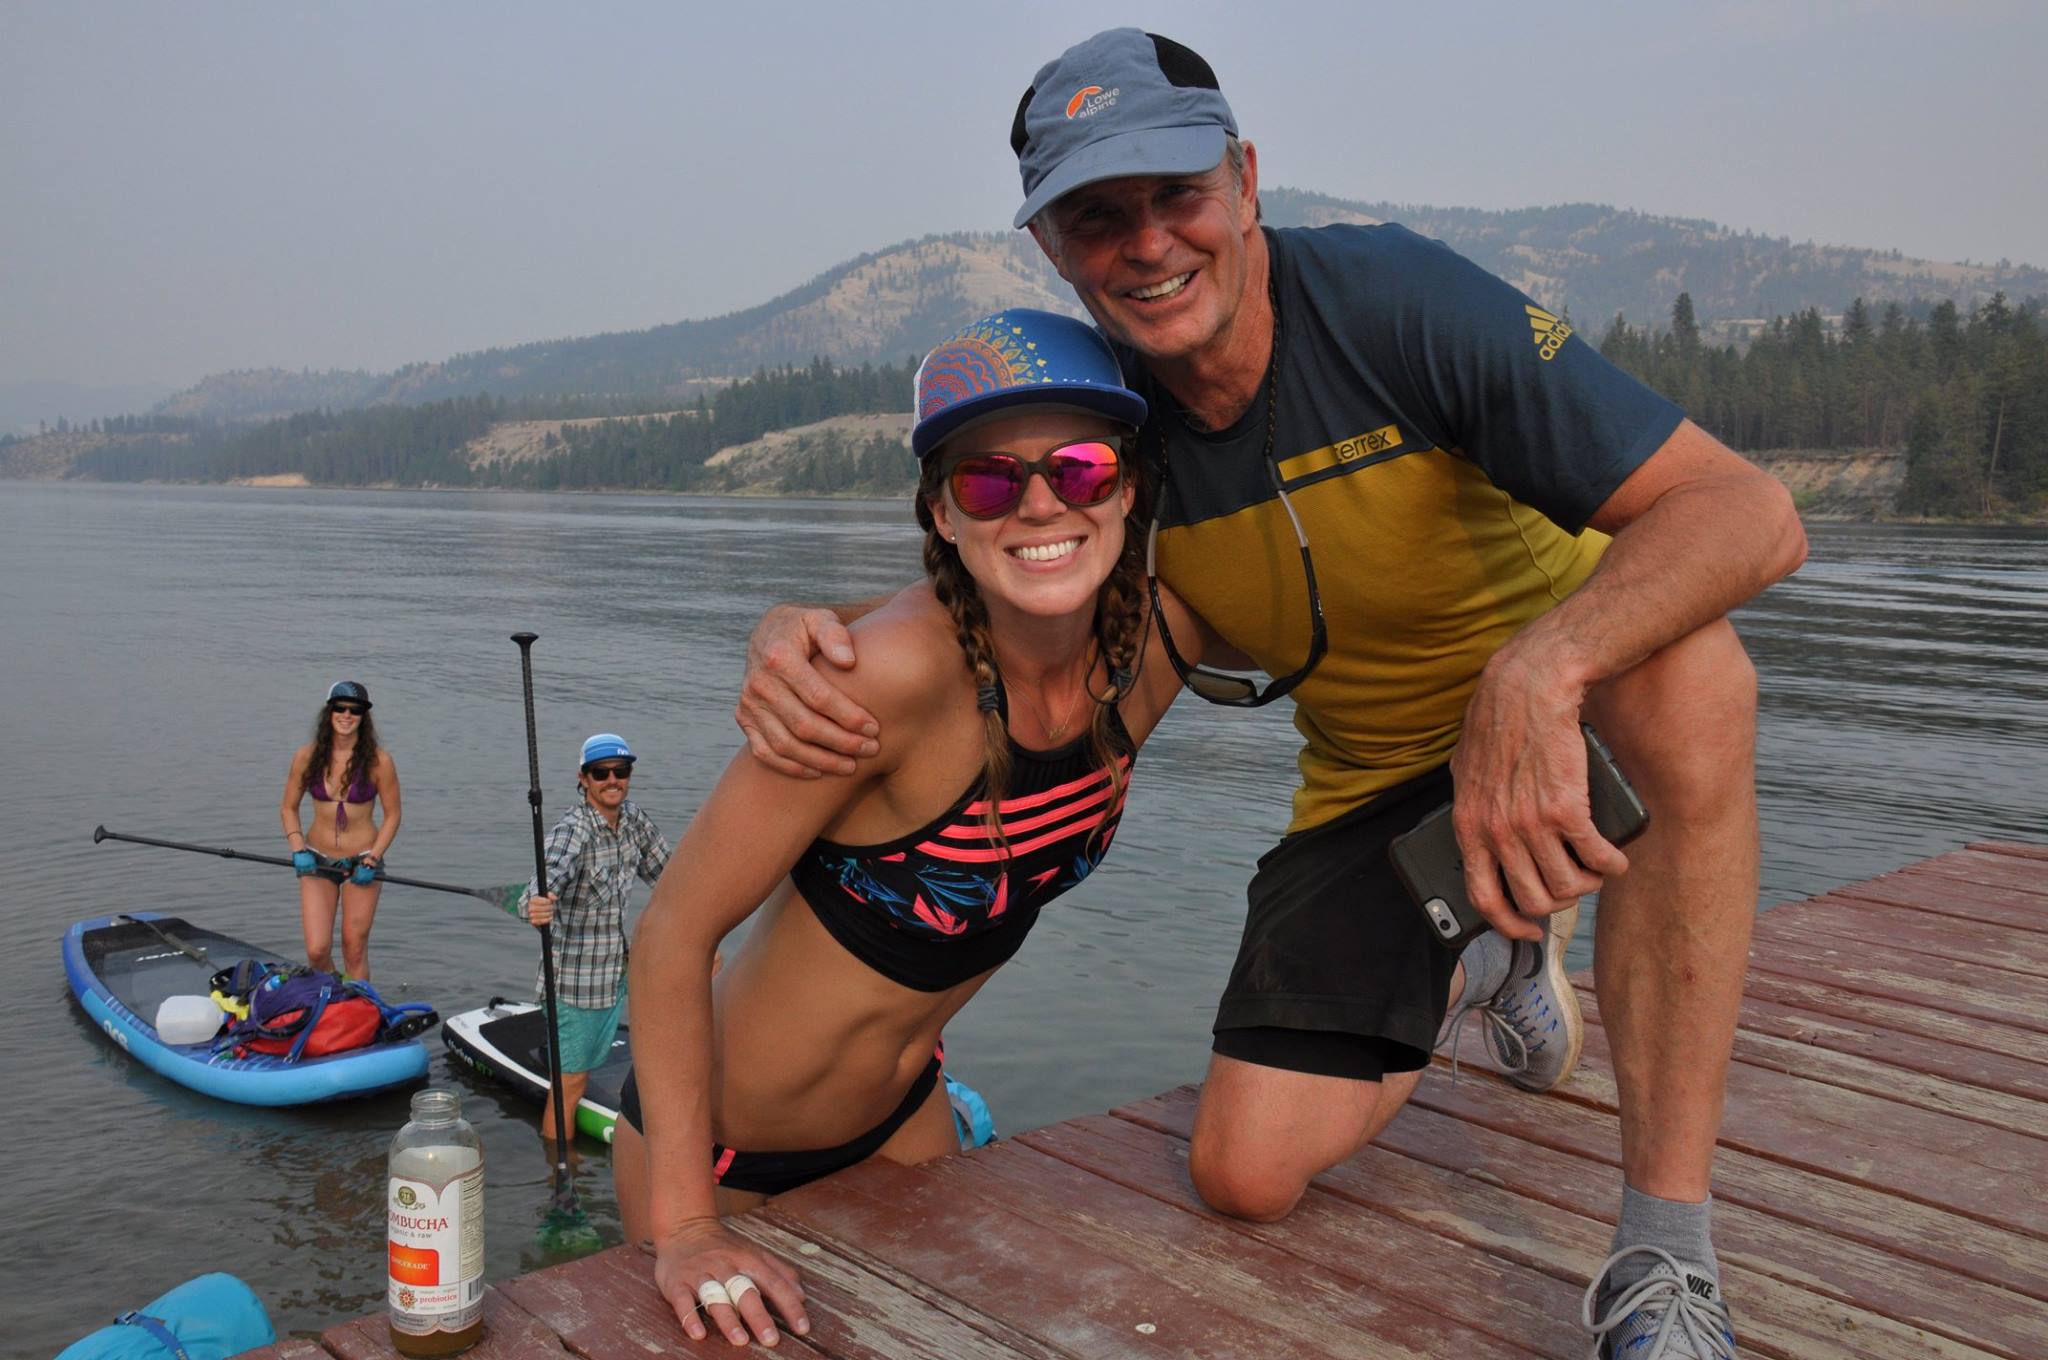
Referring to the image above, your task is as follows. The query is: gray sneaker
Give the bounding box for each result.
[1583,1246,1738,1359]
[1438,903,1583,1091]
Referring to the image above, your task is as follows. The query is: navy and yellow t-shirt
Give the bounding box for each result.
[1130,225,1683,833]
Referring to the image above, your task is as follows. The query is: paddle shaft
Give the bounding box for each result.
[93,826,507,906]
[513,632,577,1203]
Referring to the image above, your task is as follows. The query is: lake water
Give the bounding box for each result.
[2,481,2042,1353]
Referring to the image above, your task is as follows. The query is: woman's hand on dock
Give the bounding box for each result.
[651,1217,809,1348]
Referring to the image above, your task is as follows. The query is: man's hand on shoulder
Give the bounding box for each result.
[1449,648,1628,940]
[736,604,879,778]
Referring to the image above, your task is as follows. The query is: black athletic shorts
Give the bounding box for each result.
[1211,764,1458,1081]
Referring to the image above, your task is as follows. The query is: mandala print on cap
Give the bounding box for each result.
[916,320,1052,424]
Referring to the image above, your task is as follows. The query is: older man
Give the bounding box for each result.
[741,29,1803,1358]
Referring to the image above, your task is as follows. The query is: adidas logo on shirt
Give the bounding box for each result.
[1527,304,1574,361]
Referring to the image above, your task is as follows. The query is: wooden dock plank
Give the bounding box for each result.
[1970,841,2048,863]
[1893,850,2048,899]
[769,1146,1515,1360]
[1013,1113,1586,1358]
[1800,874,2048,935]
[1744,934,2048,1035]
[1546,1003,2048,1236]
[1739,967,2048,1069]
[1569,983,2048,1139]
[1399,1072,2048,1302]
[1109,1089,2000,1360]
[1724,989,2048,1104]
[492,1245,830,1359]
[1369,1101,2048,1360]
[234,1341,331,1360]
[1762,895,2048,976]
[925,1126,1554,1358]
[317,1291,568,1360]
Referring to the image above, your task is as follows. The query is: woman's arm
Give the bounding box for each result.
[279,747,311,852]
[1116,581,1227,744]
[632,604,947,1345]
[365,752,401,863]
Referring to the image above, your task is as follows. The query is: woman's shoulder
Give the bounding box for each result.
[843,582,968,718]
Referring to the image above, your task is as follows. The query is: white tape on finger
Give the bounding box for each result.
[724,1274,759,1305]
[695,1280,732,1309]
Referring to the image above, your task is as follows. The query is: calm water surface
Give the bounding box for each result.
[2,482,2042,1353]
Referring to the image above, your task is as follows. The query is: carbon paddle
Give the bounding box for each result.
[512,631,601,1254]
[91,826,525,912]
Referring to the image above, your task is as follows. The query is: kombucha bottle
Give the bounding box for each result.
[387,1089,486,1356]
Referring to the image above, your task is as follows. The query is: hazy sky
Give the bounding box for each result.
[5,1,2045,396]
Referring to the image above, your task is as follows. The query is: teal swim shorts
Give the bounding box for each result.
[550,988,627,1074]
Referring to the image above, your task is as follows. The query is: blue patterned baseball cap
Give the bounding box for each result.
[1011,29,1238,229]
[326,680,372,710]
[580,732,634,767]
[912,309,1147,460]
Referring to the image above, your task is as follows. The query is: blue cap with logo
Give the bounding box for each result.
[1011,29,1238,229]
[326,680,372,711]
[580,732,634,768]
[913,308,1147,460]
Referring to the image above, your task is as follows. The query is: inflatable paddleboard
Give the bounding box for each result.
[64,912,429,1106]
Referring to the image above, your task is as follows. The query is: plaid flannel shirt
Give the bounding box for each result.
[515,799,670,1009]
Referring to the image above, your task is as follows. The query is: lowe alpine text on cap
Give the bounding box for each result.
[1011,29,1238,229]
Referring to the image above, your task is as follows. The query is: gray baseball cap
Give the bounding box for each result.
[1010,29,1238,230]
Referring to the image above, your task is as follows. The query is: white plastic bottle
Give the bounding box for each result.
[387,1089,486,1356]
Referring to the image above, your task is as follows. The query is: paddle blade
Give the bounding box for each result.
[538,1202,602,1256]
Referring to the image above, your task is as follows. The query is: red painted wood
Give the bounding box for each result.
[1800,874,2048,934]
[229,1340,333,1360]
[1740,967,2048,1068]
[1760,895,2048,976]
[1969,841,2048,863]
[494,1243,831,1359]
[1107,1089,2022,1360]
[1725,988,2048,1104]
[317,1291,561,1360]
[1369,1102,2048,1360]
[767,1145,1464,1359]
[1550,1002,2048,1236]
[927,1127,1557,1357]
[1744,933,2048,1035]
[1898,851,2048,898]
[1370,1076,2048,1302]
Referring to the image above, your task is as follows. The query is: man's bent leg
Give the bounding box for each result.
[1582,618,1756,1352]
[1586,616,1757,1202]
[1189,1054,1422,1222]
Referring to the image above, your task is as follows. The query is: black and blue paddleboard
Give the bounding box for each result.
[441,999,999,1150]
[64,912,430,1105]
[441,999,628,1143]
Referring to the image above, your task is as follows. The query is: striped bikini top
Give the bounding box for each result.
[789,691,1134,993]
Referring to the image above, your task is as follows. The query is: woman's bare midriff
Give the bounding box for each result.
[705,882,992,1154]
[304,794,379,859]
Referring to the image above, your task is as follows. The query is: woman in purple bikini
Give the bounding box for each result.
[279,680,402,979]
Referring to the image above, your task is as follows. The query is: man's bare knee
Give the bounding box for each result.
[1187,1136,1310,1223]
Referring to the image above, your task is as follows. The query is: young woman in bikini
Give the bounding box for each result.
[279,680,401,979]
[617,310,1214,1348]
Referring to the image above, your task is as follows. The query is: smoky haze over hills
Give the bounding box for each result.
[127,189,2048,428]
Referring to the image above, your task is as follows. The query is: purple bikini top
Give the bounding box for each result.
[310,764,376,830]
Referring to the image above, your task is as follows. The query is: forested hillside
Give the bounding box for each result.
[131,192,2048,426]
[12,288,2039,517]
[1602,292,2046,515]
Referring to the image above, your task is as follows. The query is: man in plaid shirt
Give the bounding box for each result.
[518,732,672,1146]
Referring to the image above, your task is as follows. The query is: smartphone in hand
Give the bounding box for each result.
[1390,724,1650,951]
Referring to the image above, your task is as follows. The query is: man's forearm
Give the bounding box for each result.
[1504,469,1806,698]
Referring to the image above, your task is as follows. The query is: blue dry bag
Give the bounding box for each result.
[55,1272,274,1360]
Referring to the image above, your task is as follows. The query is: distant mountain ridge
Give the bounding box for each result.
[150,188,2048,424]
